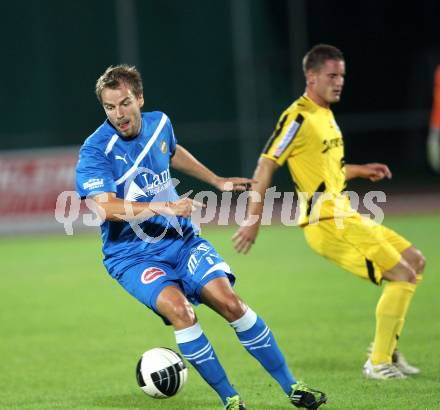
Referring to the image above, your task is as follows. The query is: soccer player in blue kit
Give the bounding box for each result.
[76,65,327,410]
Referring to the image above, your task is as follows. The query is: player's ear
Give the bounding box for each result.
[306,70,316,85]
[138,94,145,108]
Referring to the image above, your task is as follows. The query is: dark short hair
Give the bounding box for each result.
[302,44,344,74]
[95,64,143,103]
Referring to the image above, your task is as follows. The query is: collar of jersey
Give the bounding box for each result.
[106,114,145,142]
[301,94,332,115]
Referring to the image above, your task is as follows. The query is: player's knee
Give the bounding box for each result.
[403,267,417,284]
[404,247,426,275]
[169,300,196,327]
[399,261,417,284]
[383,260,417,284]
[218,295,247,322]
[414,250,426,275]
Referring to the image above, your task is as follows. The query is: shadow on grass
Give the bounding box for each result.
[90,393,218,409]
[89,394,291,410]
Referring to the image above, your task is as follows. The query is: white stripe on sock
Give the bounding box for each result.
[229,306,258,333]
[240,326,270,347]
[183,342,212,361]
[174,322,203,344]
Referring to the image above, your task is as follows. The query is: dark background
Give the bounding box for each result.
[3,0,440,192]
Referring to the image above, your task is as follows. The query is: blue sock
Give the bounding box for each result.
[175,322,237,404]
[230,307,296,395]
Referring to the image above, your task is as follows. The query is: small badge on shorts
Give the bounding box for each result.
[141,267,166,284]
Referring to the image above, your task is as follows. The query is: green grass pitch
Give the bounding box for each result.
[1,214,439,409]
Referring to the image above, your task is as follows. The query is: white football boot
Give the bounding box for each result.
[367,343,420,375]
[363,359,406,379]
[392,350,421,375]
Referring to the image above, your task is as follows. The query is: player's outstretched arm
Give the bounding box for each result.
[170,144,255,191]
[89,192,203,222]
[233,157,279,254]
[345,163,392,182]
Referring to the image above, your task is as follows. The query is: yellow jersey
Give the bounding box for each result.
[262,95,352,226]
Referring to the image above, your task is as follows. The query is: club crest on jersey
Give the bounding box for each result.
[141,267,166,284]
[160,140,168,154]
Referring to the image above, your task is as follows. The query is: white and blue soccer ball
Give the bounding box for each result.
[136,347,188,398]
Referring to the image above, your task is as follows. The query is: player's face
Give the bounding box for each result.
[101,83,144,138]
[307,59,345,107]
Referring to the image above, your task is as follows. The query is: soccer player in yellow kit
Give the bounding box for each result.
[233,44,426,379]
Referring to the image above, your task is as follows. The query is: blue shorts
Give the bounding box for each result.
[115,236,235,317]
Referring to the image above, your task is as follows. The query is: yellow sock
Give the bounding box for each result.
[371,281,416,365]
[389,275,423,353]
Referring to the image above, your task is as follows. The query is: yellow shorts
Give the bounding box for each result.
[303,214,411,285]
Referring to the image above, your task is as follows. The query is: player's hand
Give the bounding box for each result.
[232,220,260,254]
[363,163,392,182]
[214,177,257,192]
[151,198,204,218]
[169,198,205,217]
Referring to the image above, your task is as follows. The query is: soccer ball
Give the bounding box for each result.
[136,347,188,398]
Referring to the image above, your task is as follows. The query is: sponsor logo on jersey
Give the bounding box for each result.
[122,167,173,200]
[141,169,170,188]
[121,166,184,242]
[83,178,104,190]
[139,168,172,197]
[115,153,128,164]
[160,140,168,154]
[141,267,166,284]
[322,137,344,153]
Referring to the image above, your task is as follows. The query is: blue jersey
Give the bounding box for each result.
[76,111,198,277]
